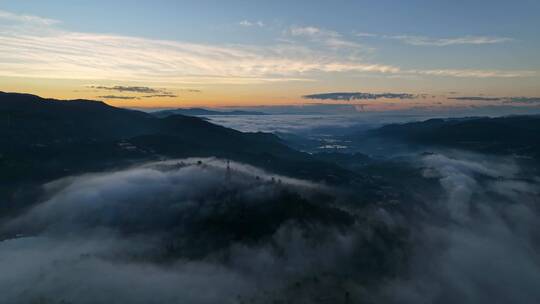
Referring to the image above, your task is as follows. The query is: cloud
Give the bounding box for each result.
[378,152,540,304]
[503,97,540,104]
[0,10,59,26]
[205,110,372,133]
[290,26,330,37]
[303,92,417,101]
[3,158,325,236]
[0,10,536,85]
[288,25,363,49]
[0,159,364,303]
[0,236,254,304]
[355,32,378,38]
[91,85,178,99]
[0,16,399,84]
[91,85,165,94]
[143,94,178,98]
[387,35,513,46]
[414,69,536,78]
[448,96,503,101]
[98,95,139,100]
[355,32,512,46]
[239,20,264,27]
[448,96,540,104]
[1,152,540,303]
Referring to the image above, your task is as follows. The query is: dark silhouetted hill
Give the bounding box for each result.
[0,92,351,215]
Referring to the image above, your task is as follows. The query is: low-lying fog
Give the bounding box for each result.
[203,114,417,154]
[1,152,539,304]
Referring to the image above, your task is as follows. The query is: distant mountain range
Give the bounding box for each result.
[364,116,540,159]
[152,108,267,118]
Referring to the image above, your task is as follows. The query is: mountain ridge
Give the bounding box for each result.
[362,115,540,159]
[152,107,267,118]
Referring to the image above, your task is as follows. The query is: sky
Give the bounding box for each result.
[1,0,539,110]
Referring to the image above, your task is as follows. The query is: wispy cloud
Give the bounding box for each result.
[290,26,330,37]
[303,92,417,101]
[239,20,264,27]
[504,97,540,104]
[355,32,513,47]
[90,85,166,94]
[415,69,535,78]
[0,27,399,83]
[91,85,178,99]
[448,96,503,101]
[387,35,512,46]
[98,95,139,100]
[0,10,59,26]
[354,32,377,38]
[143,94,178,98]
[448,96,540,104]
[0,10,535,85]
[288,25,363,49]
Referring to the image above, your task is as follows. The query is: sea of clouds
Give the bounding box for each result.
[1,153,539,303]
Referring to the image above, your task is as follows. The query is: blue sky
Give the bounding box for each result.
[1,0,539,108]
[4,0,539,44]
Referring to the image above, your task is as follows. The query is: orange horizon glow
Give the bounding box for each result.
[3,74,540,110]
